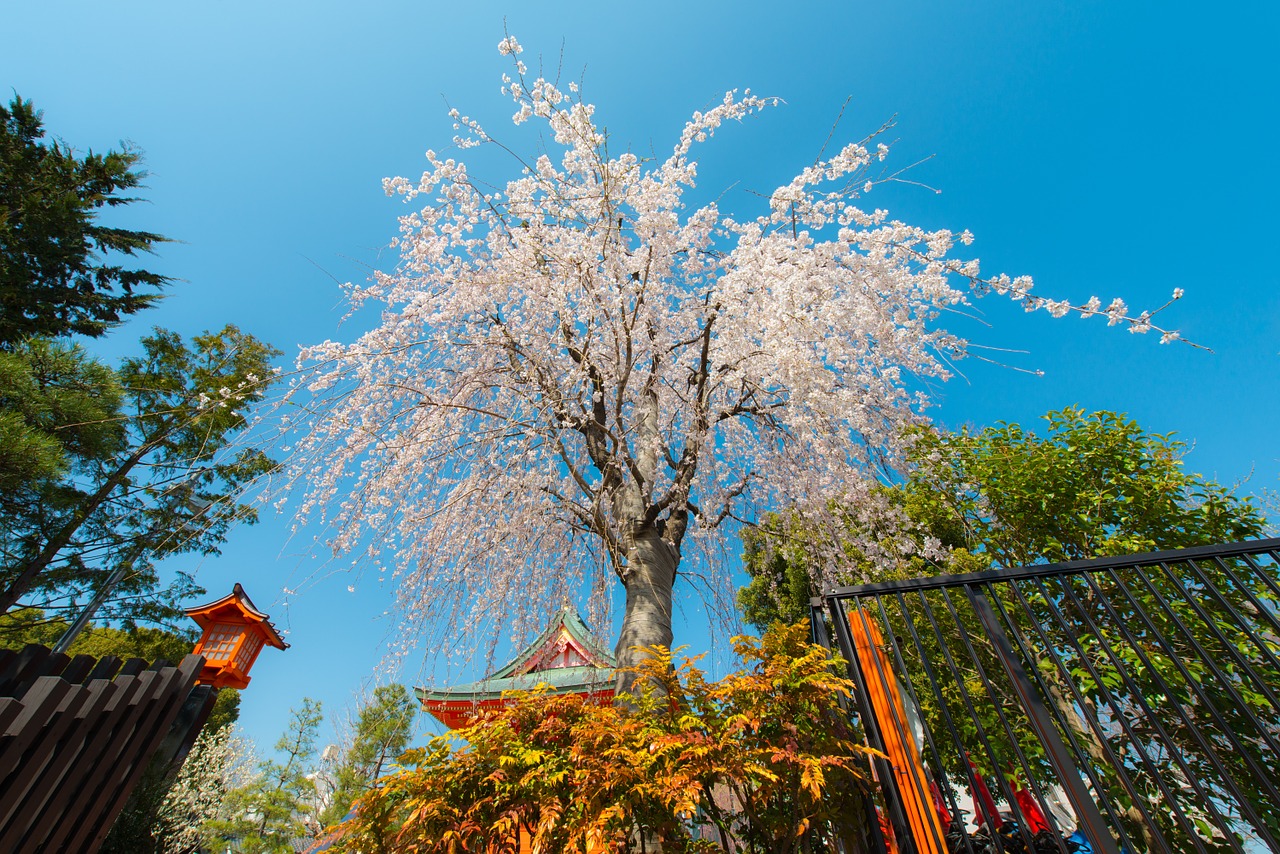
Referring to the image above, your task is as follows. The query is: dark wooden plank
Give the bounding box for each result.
[60,653,98,684]
[0,678,84,833]
[0,698,21,734]
[28,673,151,853]
[148,683,216,787]
[0,676,74,837]
[87,654,123,682]
[83,659,204,850]
[73,660,202,852]
[0,645,41,689]
[0,676,72,765]
[19,678,122,852]
[1,678,118,847]
[0,645,53,697]
[0,652,207,853]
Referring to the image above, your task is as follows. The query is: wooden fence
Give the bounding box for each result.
[0,643,215,852]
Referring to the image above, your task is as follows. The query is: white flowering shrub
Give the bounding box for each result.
[155,725,255,853]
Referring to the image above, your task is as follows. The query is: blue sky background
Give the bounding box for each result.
[4,1,1277,756]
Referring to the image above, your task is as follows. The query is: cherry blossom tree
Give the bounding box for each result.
[288,36,1182,692]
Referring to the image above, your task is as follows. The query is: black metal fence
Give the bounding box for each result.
[815,539,1280,854]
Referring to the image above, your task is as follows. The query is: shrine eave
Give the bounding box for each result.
[416,665,615,705]
[184,582,288,650]
[489,606,615,679]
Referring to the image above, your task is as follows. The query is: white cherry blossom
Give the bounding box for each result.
[285,38,1186,687]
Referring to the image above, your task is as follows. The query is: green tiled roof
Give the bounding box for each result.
[416,605,615,705]
[417,664,614,702]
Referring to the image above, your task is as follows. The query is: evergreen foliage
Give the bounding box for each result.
[320,684,417,828]
[0,338,122,512]
[205,698,324,853]
[0,95,171,347]
[0,326,280,627]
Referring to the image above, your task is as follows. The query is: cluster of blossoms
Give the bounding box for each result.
[287,37,1187,656]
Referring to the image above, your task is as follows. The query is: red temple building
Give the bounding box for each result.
[418,605,616,728]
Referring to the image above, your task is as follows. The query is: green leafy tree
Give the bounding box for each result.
[0,325,280,627]
[319,684,417,828]
[206,698,324,853]
[0,95,170,348]
[740,406,1266,629]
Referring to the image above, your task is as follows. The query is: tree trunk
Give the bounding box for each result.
[613,525,679,697]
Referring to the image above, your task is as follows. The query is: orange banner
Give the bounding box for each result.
[849,610,947,854]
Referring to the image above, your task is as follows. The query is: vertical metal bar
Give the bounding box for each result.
[976,580,1122,854]
[1093,567,1280,849]
[895,590,991,852]
[991,581,1141,852]
[1030,576,1194,852]
[811,600,833,653]
[827,597,899,854]
[912,588,1016,844]
[1063,572,1247,852]
[1035,576,1208,852]
[972,583,1075,850]
[935,587,1049,854]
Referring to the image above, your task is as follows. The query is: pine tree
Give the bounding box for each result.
[0,95,171,347]
[319,685,416,828]
[205,699,324,853]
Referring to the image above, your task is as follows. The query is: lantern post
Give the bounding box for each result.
[184,583,288,689]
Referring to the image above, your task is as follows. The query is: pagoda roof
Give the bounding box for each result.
[417,605,615,725]
[184,583,289,650]
[417,665,614,703]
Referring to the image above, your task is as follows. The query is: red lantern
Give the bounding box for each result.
[185,583,288,689]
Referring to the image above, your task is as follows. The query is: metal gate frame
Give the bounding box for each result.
[814,538,1280,854]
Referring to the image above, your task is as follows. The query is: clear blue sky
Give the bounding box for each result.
[5,1,1277,756]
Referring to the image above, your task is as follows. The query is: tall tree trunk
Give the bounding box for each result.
[613,524,679,696]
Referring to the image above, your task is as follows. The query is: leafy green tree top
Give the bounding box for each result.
[0,96,171,347]
[906,407,1265,566]
[740,407,1267,630]
[319,684,417,828]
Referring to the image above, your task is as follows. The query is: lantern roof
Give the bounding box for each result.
[184,582,289,650]
[417,605,615,726]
